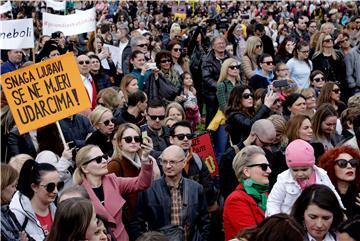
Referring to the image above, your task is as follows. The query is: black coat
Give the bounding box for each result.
[85,130,113,157]
[7,127,37,160]
[129,177,210,241]
[59,115,95,148]
[225,105,271,145]
[248,74,273,91]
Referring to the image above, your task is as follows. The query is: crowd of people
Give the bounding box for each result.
[1,1,360,241]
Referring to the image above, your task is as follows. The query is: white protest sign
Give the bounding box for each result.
[42,7,96,36]
[45,0,66,11]
[0,18,34,49]
[103,44,121,68]
[0,0,12,14]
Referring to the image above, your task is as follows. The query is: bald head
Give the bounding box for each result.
[251,119,276,140]
[161,145,185,160]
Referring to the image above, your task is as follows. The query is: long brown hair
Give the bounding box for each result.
[225,85,254,118]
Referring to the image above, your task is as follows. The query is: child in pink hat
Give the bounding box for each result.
[266,139,344,216]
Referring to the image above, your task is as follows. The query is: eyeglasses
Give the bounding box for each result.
[160,59,171,64]
[159,158,184,166]
[305,95,315,100]
[173,48,182,52]
[123,135,141,143]
[262,61,274,65]
[299,50,310,53]
[247,163,271,171]
[137,43,149,48]
[332,88,341,94]
[256,135,273,147]
[148,115,165,121]
[313,77,325,82]
[40,181,65,193]
[242,93,254,99]
[83,154,109,165]
[173,133,194,140]
[99,118,115,126]
[79,60,90,65]
[339,38,349,44]
[323,38,333,43]
[229,65,241,70]
[335,159,359,168]
[256,44,263,49]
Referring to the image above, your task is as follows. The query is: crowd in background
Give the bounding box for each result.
[1,1,360,241]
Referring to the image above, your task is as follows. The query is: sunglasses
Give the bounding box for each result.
[339,38,349,43]
[313,77,325,82]
[123,135,141,143]
[79,60,90,65]
[256,135,273,147]
[40,181,65,193]
[99,118,116,126]
[148,115,165,121]
[299,50,310,53]
[262,61,274,65]
[137,43,149,48]
[229,65,241,70]
[173,48,182,52]
[332,88,341,94]
[247,163,271,171]
[160,59,171,64]
[84,154,109,165]
[256,44,263,49]
[335,159,359,168]
[173,133,194,140]
[242,93,254,99]
[323,38,333,43]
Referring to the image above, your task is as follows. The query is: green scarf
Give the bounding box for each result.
[242,179,269,211]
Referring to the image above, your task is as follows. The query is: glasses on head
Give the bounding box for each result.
[159,158,184,166]
[323,38,333,43]
[99,118,115,126]
[148,115,165,121]
[173,133,194,141]
[229,65,241,70]
[242,93,254,99]
[256,44,263,49]
[40,181,65,193]
[79,60,90,65]
[173,48,182,52]
[335,159,359,168]
[256,135,273,147]
[262,61,274,65]
[313,77,325,82]
[83,154,109,165]
[332,88,341,94]
[122,135,141,144]
[160,59,172,64]
[339,38,349,44]
[247,163,271,171]
[137,43,149,48]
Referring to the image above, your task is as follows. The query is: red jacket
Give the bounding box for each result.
[223,183,265,241]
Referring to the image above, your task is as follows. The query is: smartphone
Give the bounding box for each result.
[273,80,289,88]
[140,124,148,141]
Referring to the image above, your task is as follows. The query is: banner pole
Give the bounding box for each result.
[32,48,35,62]
[56,121,68,149]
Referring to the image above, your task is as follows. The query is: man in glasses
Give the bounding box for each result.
[77,54,97,109]
[129,145,210,240]
[220,119,287,199]
[145,99,171,159]
[115,90,147,126]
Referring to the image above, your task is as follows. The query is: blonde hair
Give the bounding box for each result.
[89,106,112,127]
[8,154,33,174]
[320,22,335,35]
[243,36,262,59]
[348,94,360,108]
[268,115,288,146]
[232,145,265,182]
[313,33,338,60]
[73,145,98,185]
[218,58,241,83]
[112,123,141,159]
[98,87,121,110]
[165,102,186,120]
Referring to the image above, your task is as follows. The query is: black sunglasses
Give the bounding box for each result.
[148,115,165,121]
[79,60,90,65]
[335,159,359,168]
[84,154,108,165]
[242,93,254,99]
[40,181,65,193]
[256,135,273,147]
[332,88,341,94]
[313,77,325,82]
[123,136,141,144]
[256,44,263,49]
[173,48,182,52]
[323,38,333,43]
[247,163,271,171]
[160,59,171,64]
[262,61,274,65]
[100,118,116,126]
[229,65,241,70]
[137,43,149,48]
[173,133,194,140]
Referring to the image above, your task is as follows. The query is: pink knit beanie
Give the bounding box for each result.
[285,139,315,168]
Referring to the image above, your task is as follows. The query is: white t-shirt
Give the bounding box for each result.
[286,57,312,89]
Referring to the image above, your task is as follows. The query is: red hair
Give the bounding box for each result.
[319,146,360,189]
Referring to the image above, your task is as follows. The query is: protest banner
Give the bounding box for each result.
[0,0,12,14]
[42,7,96,36]
[172,5,187,20]
[192,133,219,176]
[1,52,91,134]
[0,18,34,49]
[103,44,121,68]
[45,0,66,11]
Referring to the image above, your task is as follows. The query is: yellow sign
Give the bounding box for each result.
[1,52,91,134]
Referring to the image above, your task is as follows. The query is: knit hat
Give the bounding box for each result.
[285,139,315,168]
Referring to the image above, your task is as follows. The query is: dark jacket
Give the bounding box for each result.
[337,183,360,218]
[129,177,210,241]
[289,29,310,43]
[147,126,170,160]
[261,35,275,58]
[7,127,37,160]
[59,115,95,148]
[86,130,114,157]
[113,108,146,127]
[225,105,271,145]
[121,44,131,75]
[91,72,113,92]
[1,204,23,241]
[0,60,20,74]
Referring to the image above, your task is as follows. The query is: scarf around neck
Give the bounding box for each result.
[242,179,269,211]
